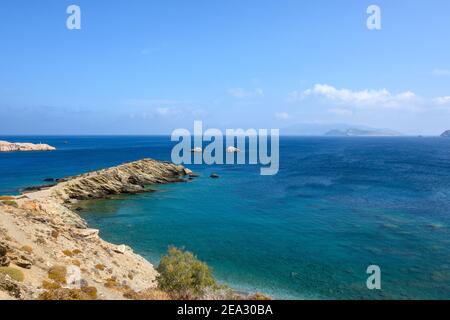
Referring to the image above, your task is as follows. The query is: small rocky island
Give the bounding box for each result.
[0,141,56,152]
[440,130,450,137]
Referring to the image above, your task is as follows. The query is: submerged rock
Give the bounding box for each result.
[210,173,220,179]
[21,184,55,193]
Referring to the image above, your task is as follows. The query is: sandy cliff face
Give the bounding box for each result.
[0,141,56,152]
[0,159,190,300]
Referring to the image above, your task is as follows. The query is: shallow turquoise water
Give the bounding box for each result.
[1,136,450,299]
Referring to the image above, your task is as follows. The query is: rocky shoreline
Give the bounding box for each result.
[0,159,192,300]
[0,141,56,152]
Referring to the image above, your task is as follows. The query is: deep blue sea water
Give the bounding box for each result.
[1,136,450,299]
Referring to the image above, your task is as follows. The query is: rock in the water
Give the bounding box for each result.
[226,146,241,153]
[191,147,202,153]
[440,130,450,137]
[210,173,220,179]
[43,178,55,182]
[21,184,55,193]
[0,141,56,152]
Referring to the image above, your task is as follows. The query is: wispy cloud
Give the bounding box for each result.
[125,98,205,119]
[433,69,450,76]
[125,99,186,108]
[328,108,353,116]
[435,96,450,106]
[228,88,264,99]
[275,112,292,120]
[296,84,418,109]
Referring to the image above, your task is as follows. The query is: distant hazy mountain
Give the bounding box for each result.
[441,130,450,137]
[281,123,402,136]
[325,128,402,137]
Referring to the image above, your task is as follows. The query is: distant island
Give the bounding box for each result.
[0,141,56,152]
[281,123,403,136]
[325,128,402,137]
[441,130,450,137]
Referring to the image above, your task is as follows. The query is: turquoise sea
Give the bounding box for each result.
[1,136,449,299]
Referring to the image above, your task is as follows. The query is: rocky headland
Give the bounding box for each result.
[0,141,56,152]
[0,159,192,300]
[440,130,450,137]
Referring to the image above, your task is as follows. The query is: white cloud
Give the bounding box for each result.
[299,84,418,109]
[435,96,450,105]
[228,88,264,99]
[328,108,353,116]
[155,107,170,115]
[433,69,450,76]
[125,99,186,108]
[275,112,292,120]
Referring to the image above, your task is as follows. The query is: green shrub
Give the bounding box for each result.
[1,200,18,208]
[0,267,25,282]
[156,246,217,299]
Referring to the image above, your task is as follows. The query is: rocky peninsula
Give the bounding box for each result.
[0,159,191,300]
[0,141,56,152]
[441,130,450,137]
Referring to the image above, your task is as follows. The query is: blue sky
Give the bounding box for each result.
[0,0,449,135]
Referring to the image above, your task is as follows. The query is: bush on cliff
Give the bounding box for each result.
[1,200,18,208]
[156,246,217,299]
[0,267,25,282]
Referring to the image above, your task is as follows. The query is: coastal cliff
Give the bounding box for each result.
[0,159,190,300]
[0,141,56,152]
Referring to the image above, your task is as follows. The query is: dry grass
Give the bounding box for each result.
[47,265,67,284]
[95,264,105,271]
[124,288,171,300]
[38,286,98,300]
[0,196,15,201]
[42,280,61,290]
[104,277,117,288]
[0,267,25,282]
[21,245,33,254]
[71,260,81,267]
[62,250,74,257]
